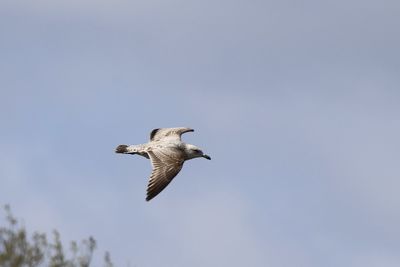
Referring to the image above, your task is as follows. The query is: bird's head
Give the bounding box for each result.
[185,144,211,160]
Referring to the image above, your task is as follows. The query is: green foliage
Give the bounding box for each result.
[0,205,113,267]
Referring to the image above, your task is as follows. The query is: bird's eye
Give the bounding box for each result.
[193,149,201,153]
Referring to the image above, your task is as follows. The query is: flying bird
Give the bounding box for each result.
[115,127,211,201]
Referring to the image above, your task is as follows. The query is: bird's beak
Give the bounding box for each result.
[203,154,211,160]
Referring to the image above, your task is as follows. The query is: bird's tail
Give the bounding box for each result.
[115,144,130,154]
[115,144,146,156]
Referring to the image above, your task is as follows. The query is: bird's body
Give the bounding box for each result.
[115,127,211,201]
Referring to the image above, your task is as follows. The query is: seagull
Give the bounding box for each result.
[115,127,211,201]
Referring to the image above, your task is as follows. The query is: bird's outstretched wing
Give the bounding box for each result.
[146,147,185,201]
[149,127,194,142]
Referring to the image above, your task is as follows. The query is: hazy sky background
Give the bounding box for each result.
[1,0,400,266]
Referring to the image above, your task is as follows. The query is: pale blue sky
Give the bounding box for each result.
[1,1,400,266]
